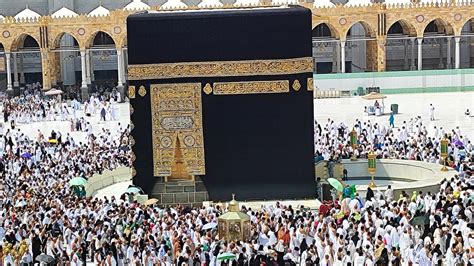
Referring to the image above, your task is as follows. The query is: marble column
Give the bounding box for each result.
[85,49,91,85]
[80,50,87,88]
[455,36,461,69]
[5,52,12,91]
[417,38,423,71]
[341,40,346,73]
[80,50,89,101]
[116,47,125,101]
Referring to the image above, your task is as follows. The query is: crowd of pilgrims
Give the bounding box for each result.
[314,117,472,167]
[2,92,121,131]
[0,92,472,265]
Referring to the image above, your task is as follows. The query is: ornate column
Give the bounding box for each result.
[5,52,12,91]
[417,37,423,71]
[376,38,386,72]
[13,53,19,88]
[447,37,452,69]
[455,36,461,69]
[335,41,341,73]
[410,38,416,70]
[40,49,52,90]
[19,54,25,84]
[341,40,346,73]
[85,49,91,85]
[80,50,89,101]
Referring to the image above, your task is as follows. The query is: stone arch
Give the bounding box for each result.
[420,18,454,70]
[312,22,340,39]
[457,17,474,68]
[387,19,417,36]
[51,32,81,50]
[385,20,417,71]
[458,17,474,36]
[85,30,117,49]
[10,33,41,51]
[422,18,454,36]
[344,20,376,40]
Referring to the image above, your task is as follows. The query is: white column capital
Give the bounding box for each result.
[454,36,461,43]
[340,40,346,47]
[417,37,423,44]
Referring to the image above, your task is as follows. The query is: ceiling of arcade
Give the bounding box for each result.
[0,3,473,52]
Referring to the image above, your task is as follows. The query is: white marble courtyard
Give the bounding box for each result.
[314,91,474,138]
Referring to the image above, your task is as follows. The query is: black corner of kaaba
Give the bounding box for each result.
[127,6,315,204]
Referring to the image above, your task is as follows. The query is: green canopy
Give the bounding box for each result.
[69,177,87,186]
[328,178,343,192]
[217,252,237,261]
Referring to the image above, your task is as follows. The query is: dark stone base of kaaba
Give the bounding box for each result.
[150,177,209,207]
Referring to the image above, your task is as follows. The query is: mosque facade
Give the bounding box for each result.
[0,0,473,93]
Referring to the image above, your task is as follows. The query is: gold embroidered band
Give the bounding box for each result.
[128,57,313,80]
[213,80,289,95]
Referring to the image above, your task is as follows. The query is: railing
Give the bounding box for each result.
[84,166,132,197]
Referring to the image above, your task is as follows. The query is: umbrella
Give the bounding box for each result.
[217,252,237,261]
[20,152,32,159]
[144,198,159,206]
[327,178,344,192]
[127,187,142,194]
[454,140,463,147]
[361,92,387,100]
[35,253,55,264]
[15,200,26,208]
[48,139,58,144]
[409,215,429,226]
[44,89,63,96]
[202,222,217,231]
[69,177,87,186]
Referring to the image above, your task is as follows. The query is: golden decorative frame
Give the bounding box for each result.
[292,80,301,91]
[150,83,206,176]
[213,80,289,95]
[128,57,313,80]
[138,86,147,97]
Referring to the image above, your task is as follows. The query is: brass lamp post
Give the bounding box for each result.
[368,151,377,188]
[440,138,449,172]
[350,128,358,161]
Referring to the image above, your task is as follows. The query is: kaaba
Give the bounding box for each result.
[127,6,315,204]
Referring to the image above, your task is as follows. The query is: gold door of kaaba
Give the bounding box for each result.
[150,83,206,181]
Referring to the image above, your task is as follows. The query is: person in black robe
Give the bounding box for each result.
[31,232,42,264]
[366,187,374,202]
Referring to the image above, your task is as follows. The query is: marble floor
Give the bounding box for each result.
[314,91,474,138]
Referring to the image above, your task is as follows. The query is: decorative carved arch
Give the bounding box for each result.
[312,22,340,39]
[422,18,454,36]
[457,17,474,36]
[10,33,41,51]
[386,19,417,36]
[85,30,117,49]
[51,31,81,49]
[343,20,376,40]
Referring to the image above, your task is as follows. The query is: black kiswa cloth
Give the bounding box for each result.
[128,6,315,201]
[127,6,311,65]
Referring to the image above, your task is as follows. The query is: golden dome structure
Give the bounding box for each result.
[217,194,251,242]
